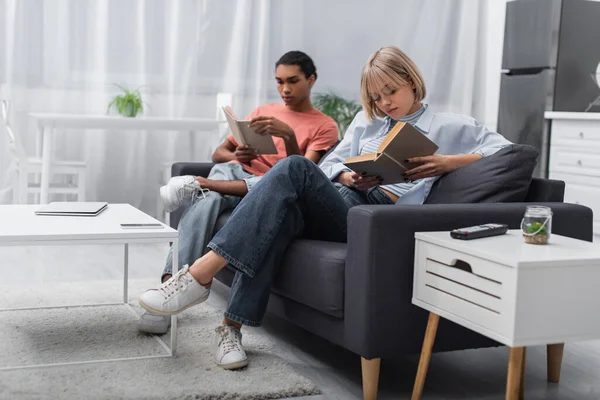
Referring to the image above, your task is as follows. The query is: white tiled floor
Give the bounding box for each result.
[2,242,600,399]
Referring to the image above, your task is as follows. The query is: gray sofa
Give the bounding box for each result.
[169,160,593,398]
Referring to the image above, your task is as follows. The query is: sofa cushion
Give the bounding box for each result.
[425,144,539,204]
[213,212,347,319]
[271,239,347,319]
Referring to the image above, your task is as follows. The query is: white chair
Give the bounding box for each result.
[1,97,87,204]
[156,93,232,223]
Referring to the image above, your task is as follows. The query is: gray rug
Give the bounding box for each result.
[0,280,320,399]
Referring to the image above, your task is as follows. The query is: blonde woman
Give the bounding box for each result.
[138,46,511,369]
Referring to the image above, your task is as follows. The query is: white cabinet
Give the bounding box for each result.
[545,112,600,239]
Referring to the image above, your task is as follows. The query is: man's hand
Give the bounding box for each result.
[234,144,258,163]
[403,154,456,180]
[249,116,295,140]
[338,171,382,191]
[195,176,209,188]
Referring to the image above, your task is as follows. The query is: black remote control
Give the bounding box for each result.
[450,223,509,240]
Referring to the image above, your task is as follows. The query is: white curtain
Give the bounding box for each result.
[0,0,496,217]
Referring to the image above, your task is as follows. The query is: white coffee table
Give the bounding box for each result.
[410,229,600,400]
[0,203,179,371]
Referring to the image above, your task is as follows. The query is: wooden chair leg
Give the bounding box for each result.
[411,313,440,400]
[547,343,565,383]
[519,347,527,400]
[506,347,525,400]
[361,357,381,400]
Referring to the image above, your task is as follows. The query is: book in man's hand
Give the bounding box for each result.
[343,121,439,184]
[222,106,278,154]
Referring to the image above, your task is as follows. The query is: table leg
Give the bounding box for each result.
[506,347,525,400]
[520,347,527,400]
[411,312,440,400]
[123,244,129,303]
[547,343,565,383]
[40,126,53,204]
[170,238,179,356]
[189,130,195,160]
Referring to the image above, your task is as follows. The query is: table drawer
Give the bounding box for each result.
[414,242,516,338]
[549,148,600,176]
[550,120,600,147]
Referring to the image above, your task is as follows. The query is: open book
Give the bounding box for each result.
[222,106,278,154]
[343,121,439,184]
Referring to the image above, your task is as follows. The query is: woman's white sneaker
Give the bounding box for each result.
[138,265,210,315]
[214,325,248,370]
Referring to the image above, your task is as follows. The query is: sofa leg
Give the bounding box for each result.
[411,312,440,400]
[547,343,565,383]
[361,357,381,400]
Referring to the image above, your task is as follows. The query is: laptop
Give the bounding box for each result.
[34,202,108,217]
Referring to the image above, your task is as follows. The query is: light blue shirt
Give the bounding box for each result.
[319,104,511,204]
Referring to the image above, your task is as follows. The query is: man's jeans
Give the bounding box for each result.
[207,155,394,326]
[162,163,257,279]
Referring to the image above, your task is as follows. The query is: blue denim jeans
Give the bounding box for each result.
[162,163,259,279]
[207,155,394,326]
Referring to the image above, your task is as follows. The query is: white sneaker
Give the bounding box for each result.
[136,312,171,334]
[160,175,209,213]
[138,265,210,315]
[214,325,248,370]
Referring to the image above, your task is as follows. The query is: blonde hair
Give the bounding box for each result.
[360,46,426,121]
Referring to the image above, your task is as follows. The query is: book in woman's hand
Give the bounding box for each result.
[343,122,438,184]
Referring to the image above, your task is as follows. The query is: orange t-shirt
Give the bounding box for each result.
[227,103,338,176]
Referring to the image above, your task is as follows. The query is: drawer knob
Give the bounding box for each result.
[577,160,583,166]
[580,132,584,139]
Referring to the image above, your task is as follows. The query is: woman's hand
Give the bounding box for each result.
[249,116,295,140]
[234,145,258,163]
[403,154,455,180]
[338,171,382,191]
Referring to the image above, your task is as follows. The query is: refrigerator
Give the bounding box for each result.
[498,0,600,178]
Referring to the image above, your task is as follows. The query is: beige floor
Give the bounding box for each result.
[1,242,599,400]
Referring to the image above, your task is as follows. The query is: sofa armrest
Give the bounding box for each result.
[343,202,593,359]
[168,162,215,229]
[171,162,215,179]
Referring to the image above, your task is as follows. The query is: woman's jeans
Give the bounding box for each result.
[206,155,393,326]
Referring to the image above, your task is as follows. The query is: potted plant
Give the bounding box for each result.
[313,92,362,138]
[107,84,144,118]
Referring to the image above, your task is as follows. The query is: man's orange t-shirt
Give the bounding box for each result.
[227,103,338,176]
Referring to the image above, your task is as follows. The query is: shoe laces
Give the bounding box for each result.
[217,325,243,354]
[158,265,194,299]
[189,183,211,202]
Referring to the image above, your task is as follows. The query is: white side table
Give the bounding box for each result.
[410,230,600,400]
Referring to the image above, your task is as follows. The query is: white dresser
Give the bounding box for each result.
[545,112,600,239]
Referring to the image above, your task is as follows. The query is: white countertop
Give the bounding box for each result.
[545,111,600,120]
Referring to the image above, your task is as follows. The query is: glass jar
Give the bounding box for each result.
[521,205,552,245]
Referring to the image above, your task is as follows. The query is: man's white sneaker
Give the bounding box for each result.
[136,312,171,334]
[160,175,207,213]
[214,325,248,370]
[138,265,210,315]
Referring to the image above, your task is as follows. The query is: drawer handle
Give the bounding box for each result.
[577,160,582,166]
[449,259,472,273]
[580,132,584,139]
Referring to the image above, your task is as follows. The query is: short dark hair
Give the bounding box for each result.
[275,51,317,80]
